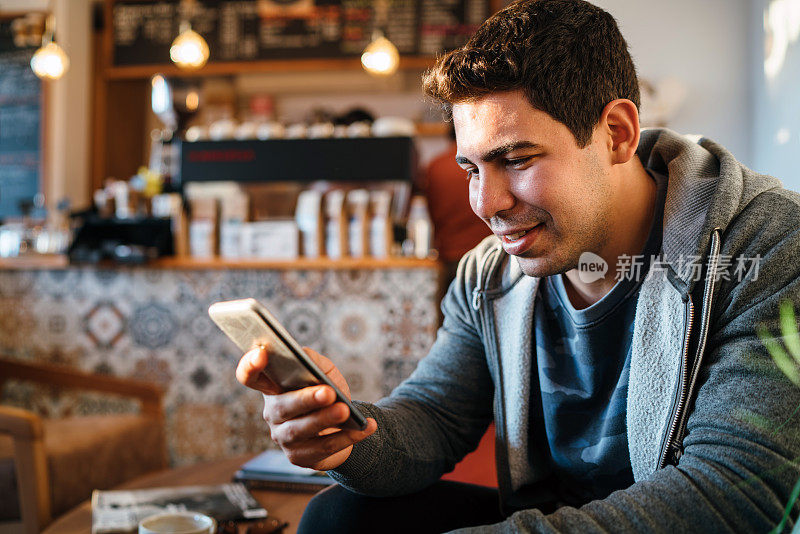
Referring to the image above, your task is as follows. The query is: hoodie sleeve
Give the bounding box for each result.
[452,189,800,533]
[327,242,497,496]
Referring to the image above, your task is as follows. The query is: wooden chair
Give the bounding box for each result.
[0,358,167,534]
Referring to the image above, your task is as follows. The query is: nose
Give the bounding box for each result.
[470,169,515,221]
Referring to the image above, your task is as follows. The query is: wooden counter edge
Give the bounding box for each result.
[0,255,443,271]
[152,256,443,270]
[0,254,69,270]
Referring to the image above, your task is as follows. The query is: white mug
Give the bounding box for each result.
[138,511,217,534]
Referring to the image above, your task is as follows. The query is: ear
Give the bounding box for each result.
[598,99,640,165]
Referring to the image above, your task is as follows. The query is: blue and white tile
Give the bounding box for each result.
[0,270,34,297]
[280,299,325,348]
[28,298,83,351]
[31,269,85,300]
[324,299,386,359]
[280,269,326,299]
[226,390,272,455]
[336,353,384,403]
[327,269,381,298]
[128,301,180,350]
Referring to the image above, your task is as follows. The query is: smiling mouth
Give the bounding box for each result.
[501,224,540,243]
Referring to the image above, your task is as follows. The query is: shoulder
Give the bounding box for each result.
[454,236,504,288]
[712,185,800,329]
[722,185,800,257]
[445,235,527,313]
[438,236,504,323]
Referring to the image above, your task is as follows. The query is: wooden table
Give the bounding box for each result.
[42,455,314,534]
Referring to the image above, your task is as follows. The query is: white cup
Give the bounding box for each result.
[138,511,217,534]
[256,121,285,140]
[285,123,308,139]
[308,121,335,138]
[234,121,258,140]
[346,121,372,138]
[208,119,237,140]
[372,116,415,137]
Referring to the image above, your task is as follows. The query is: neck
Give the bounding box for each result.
[563,157,656,309]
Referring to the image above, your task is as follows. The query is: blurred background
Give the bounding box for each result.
[0,1,798,528]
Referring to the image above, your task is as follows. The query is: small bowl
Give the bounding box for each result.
[372,116,415,137]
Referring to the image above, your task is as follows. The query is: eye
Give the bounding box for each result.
[464,167,479,181]
[506,156,534,168]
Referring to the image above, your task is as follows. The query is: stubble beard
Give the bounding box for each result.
[514,176,612,279]
[514,217,610,279]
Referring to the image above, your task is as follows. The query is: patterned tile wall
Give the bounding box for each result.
[0,265,442,466]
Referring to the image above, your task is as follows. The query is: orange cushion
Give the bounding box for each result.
[441,424,497,488]
[43,414,165,517]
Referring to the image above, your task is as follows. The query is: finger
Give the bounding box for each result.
[236,346,281,395]
[286,418,378,467]
[271,401,350,445]
[265,384,337,425]
[301,347,351,400]
[302,346,335,375]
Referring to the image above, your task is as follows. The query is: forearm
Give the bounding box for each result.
[454,440,798,533]
[328,340,495,495]
[332,341,493,497]
[328,397,489,496]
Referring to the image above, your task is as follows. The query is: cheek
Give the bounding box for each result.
[508,169,552,208]
[467,180,483,217]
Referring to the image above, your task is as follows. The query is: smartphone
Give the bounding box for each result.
[208,298,368,431]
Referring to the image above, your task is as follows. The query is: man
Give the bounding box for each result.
[237,1,800,532]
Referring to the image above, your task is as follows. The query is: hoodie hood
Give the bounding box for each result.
[637,128,782,292]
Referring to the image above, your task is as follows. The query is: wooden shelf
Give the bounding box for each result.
[152,256,442,270]
[104,56,435,80]
[0,254,69,270]
[0,254,441,271]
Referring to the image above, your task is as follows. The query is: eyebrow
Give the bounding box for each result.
[454,141,543,166]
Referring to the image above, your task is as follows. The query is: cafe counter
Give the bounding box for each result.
[0,256,443,466]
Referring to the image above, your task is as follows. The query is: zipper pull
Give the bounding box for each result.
[472,287,482,310]
[670,440,684,464]
[472,244,501,311]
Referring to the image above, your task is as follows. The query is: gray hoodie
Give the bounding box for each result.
[330,128,800,533]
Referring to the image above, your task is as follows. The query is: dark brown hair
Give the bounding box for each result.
[422,0,640,147]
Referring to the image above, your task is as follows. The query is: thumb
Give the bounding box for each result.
[236,346,281,395]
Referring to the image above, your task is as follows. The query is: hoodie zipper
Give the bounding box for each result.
[470,244,515,501]
[658,295,694,468]
[657,229,721,468]
[672,229,722,461]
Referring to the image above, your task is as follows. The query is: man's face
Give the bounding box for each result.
[453,90,613,278]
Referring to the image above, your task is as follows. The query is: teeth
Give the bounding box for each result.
[506,230,528,241]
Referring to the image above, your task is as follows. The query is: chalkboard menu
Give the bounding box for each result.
[112,0,491,66]
[0,21,42,219]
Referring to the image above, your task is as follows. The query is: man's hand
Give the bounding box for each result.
[235,345,377,471]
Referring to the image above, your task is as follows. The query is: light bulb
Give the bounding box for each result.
[185,90,199,111]
[31,41,69,80]
[170,23,209,69]
[361,33,399,76]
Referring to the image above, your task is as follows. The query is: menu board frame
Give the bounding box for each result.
[0,14,48,220]
[103,0,501,79]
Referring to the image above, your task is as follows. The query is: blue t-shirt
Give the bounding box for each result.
[532,169,667,506]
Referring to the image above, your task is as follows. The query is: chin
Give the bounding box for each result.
[514,256,563,278]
